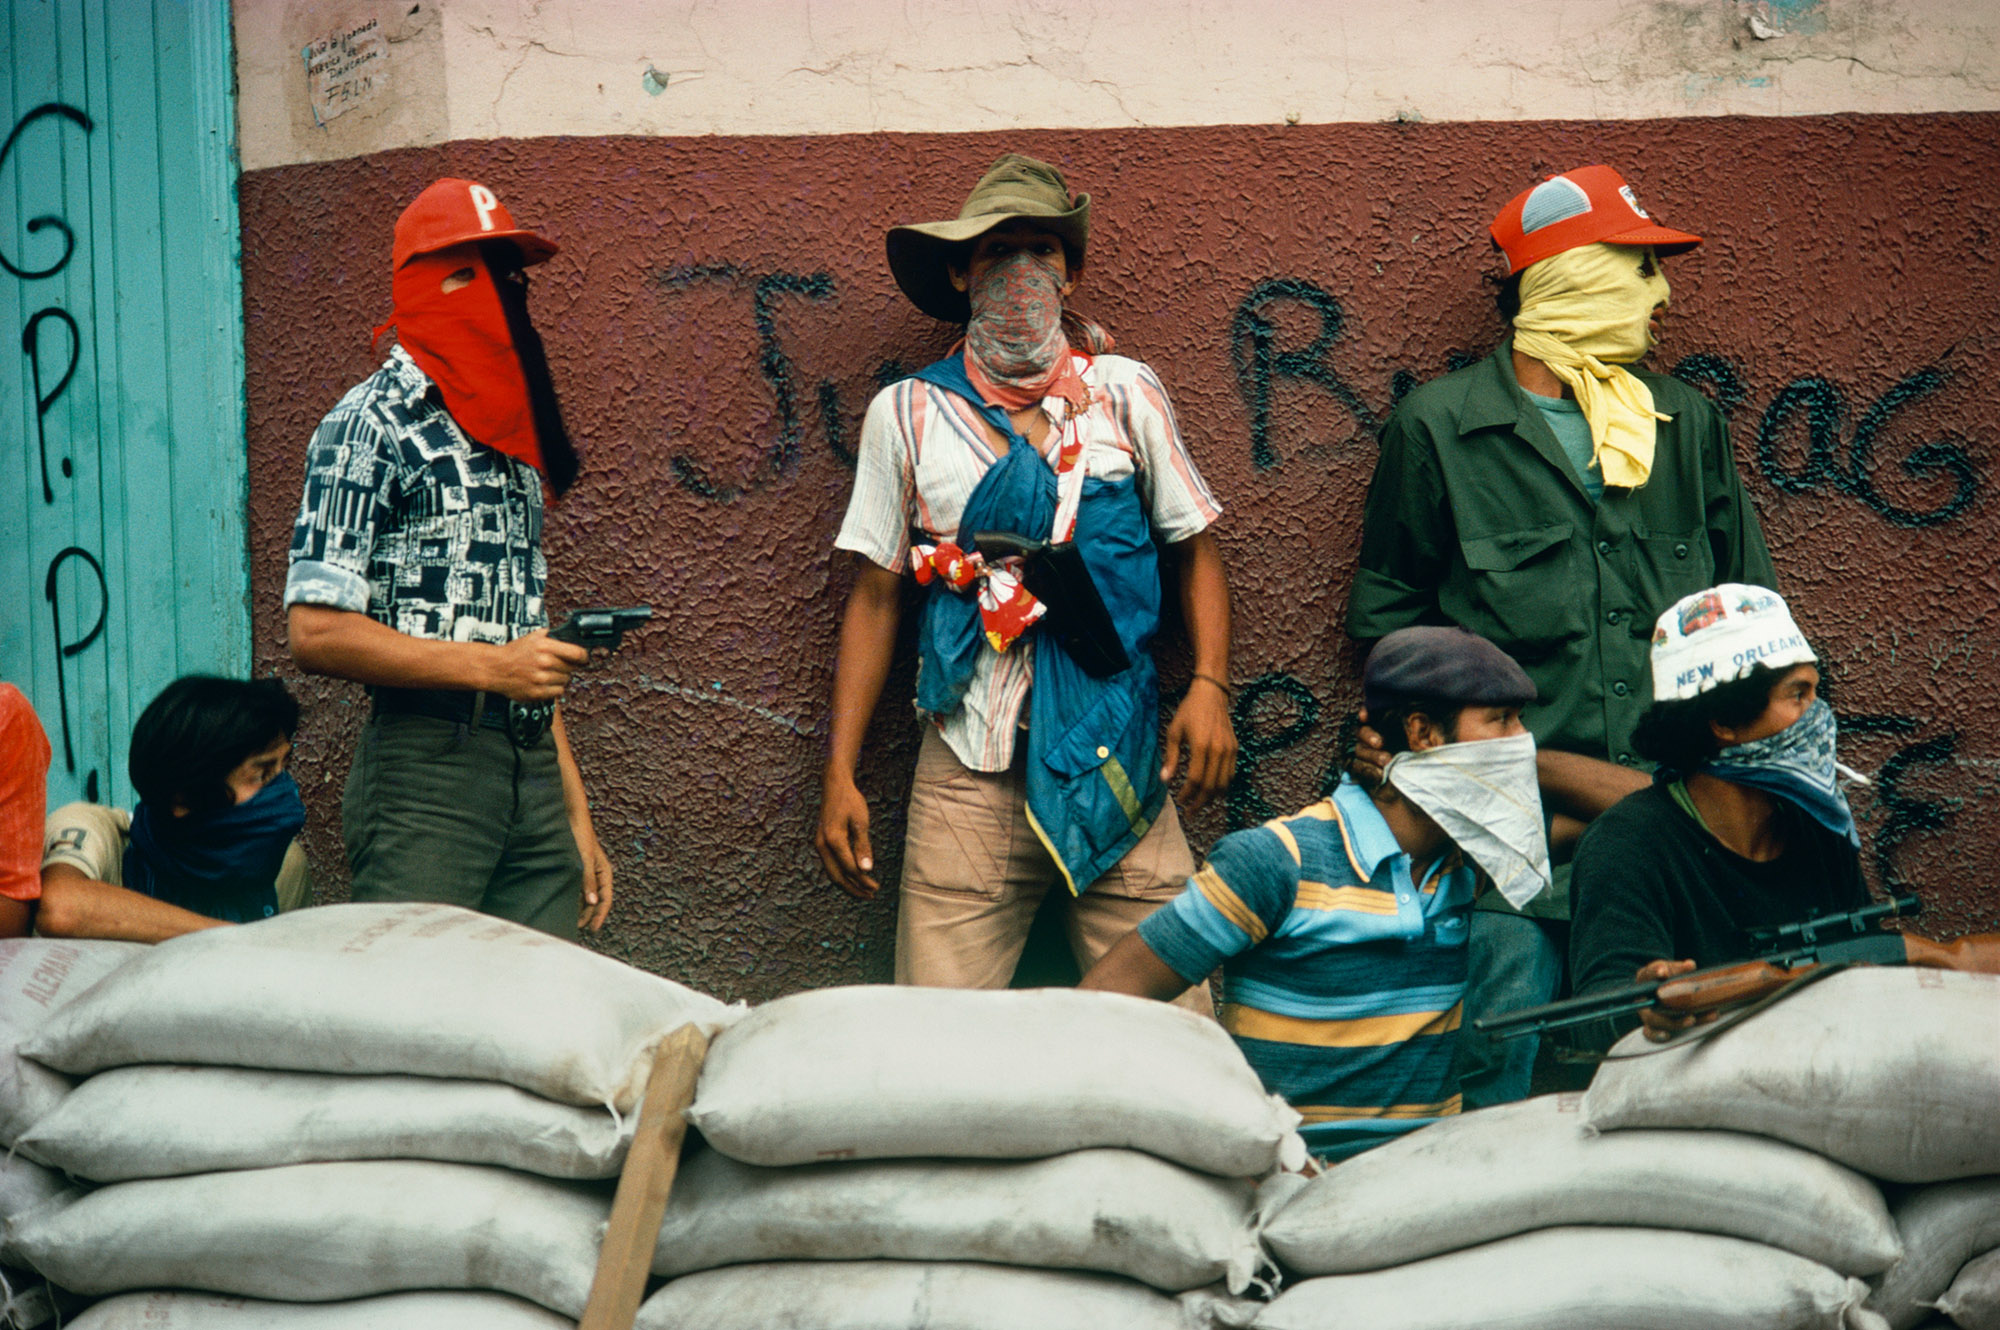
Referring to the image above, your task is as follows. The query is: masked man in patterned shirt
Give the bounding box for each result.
[285,178,611,939]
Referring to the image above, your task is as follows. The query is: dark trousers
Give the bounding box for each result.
[343,714,582,940]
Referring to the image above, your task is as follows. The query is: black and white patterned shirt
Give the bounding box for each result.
[285,347,548,643]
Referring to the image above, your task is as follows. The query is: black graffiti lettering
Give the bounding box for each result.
[42,546,106,774]
[755,272,836,476]
[1849,367,1978,527]
[1839,711,1959,893]
[23,307,80,502]
[1231,278,1378,471]
[1755,368,1976,528]
[0,104,95,280]
[658,266,838,499]
[1757,375,1845,494]
[1225,671,1321,831]
[1670,352,1749,418]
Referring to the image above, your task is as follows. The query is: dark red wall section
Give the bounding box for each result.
[241,115,2000,999]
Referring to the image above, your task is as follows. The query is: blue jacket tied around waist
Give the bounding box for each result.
[911,355,1166,894]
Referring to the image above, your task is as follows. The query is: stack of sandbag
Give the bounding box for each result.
[1578,969,2000,1330]
[638,984,1301,1329]
[1,902,739,1326]
[1866,1178,2000,1330]
[1254,1091,1898,1329]
[0,938,148,1330]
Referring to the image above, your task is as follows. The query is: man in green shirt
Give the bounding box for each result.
[1346,165,1778,1106]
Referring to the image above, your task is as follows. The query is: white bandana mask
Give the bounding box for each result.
[1382,731,1552,910]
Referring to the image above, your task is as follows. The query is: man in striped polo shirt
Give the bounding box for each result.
[1082,627,1552,1160]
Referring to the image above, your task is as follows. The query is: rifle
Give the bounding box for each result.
[1474,895,2000,1041]
[506,606,654,747]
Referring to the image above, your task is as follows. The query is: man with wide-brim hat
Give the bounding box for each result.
[285,176,614,939]
[1346,164,1777,1105]
[817,152,1236,1008]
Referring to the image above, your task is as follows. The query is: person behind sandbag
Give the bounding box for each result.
[1568,584,1869,1045]
[27,675,311,942]
[1346,166,1778,1109]
[1082,627,1552,1162]
[815,152,1235,1005]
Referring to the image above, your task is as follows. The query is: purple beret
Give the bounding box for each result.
[1363,626,1538,716]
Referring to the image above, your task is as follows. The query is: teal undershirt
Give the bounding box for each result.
[1531,393,1603,503]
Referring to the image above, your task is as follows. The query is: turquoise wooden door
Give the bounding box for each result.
[2,0,247,809]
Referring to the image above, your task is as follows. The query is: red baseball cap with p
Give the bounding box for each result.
[1489,165,1700,275]
[390,177,558,272]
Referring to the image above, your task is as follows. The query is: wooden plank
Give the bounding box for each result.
[579,1022,711,1330]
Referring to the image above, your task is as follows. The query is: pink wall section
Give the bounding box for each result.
[240,115,2000,998]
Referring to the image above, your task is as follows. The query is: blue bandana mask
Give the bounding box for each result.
[1702,699,1859,849]
[124,771,307,923]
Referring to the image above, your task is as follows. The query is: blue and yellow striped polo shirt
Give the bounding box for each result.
[1137,777,1475,1162]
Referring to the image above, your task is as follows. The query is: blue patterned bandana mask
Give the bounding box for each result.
[1703,698,1859,848]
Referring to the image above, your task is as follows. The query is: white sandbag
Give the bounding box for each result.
[69,1290,575,1329]
[0,938,144,1143]
[4,1158,606,1316]
[1581,969,2000,1184]
[18,1063,629,1181]
[1262,1092,1900,1276]
[1252,1227,1887,1330]
[652,1146,1261,1292]
[1933,1247,2000,1330]
[1868,1178,2000,1330]
[22,902,734,1112]
[689,986,1301,1177]
[0,1153,76,1267]
[634,1260,1188,1330]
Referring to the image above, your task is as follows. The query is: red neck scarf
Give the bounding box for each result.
[961,251,1113,412]
[373,245,577,494]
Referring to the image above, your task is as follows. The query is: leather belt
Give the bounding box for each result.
[370,686,510,732]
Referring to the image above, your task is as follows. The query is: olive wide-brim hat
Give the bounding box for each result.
[885,153,1091,323]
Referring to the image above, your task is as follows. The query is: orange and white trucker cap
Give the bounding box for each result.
[1650,584,1816,703]
[1490,165,1701,275]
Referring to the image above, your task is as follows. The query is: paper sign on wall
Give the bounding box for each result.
[303,18,387,126]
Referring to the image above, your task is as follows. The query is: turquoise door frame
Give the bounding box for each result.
[2,0,249,810]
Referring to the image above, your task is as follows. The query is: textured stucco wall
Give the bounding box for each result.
[234,0,2000,170]
[242,115,2000,1000]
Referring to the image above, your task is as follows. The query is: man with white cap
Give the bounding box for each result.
[1346,165,1778,1104]
[285,177,612,938]
[1082,626,1550,1161]
[1569,584,1868,1043]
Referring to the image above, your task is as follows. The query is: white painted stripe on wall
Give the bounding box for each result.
[237,0,2000,171]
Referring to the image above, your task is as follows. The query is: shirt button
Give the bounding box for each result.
[1605,610,1622,625]
[1674,543,1690,558]
[1096,746,1110,760]
[1612,681,1630,697]
[1616,753,1636,765]
[1596,540,1614,556]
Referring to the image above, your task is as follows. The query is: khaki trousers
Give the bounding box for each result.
[897,727,1212,1017]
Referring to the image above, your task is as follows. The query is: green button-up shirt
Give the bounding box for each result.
[1347,341,1776,916]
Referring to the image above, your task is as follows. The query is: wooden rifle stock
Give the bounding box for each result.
[1901,931,2000,973]
[1654,960,1809,1013]
[1655,932,2000,1018]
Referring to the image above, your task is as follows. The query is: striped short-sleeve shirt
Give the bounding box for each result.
[1137,777,1475,1162]
[834,353,1221,773]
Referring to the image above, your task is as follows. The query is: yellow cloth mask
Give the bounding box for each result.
[1512,243,1672,489]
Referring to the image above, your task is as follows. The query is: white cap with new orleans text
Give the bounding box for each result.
[1649,583,1817,703]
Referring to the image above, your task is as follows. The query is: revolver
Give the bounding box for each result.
[506,606,654,747]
